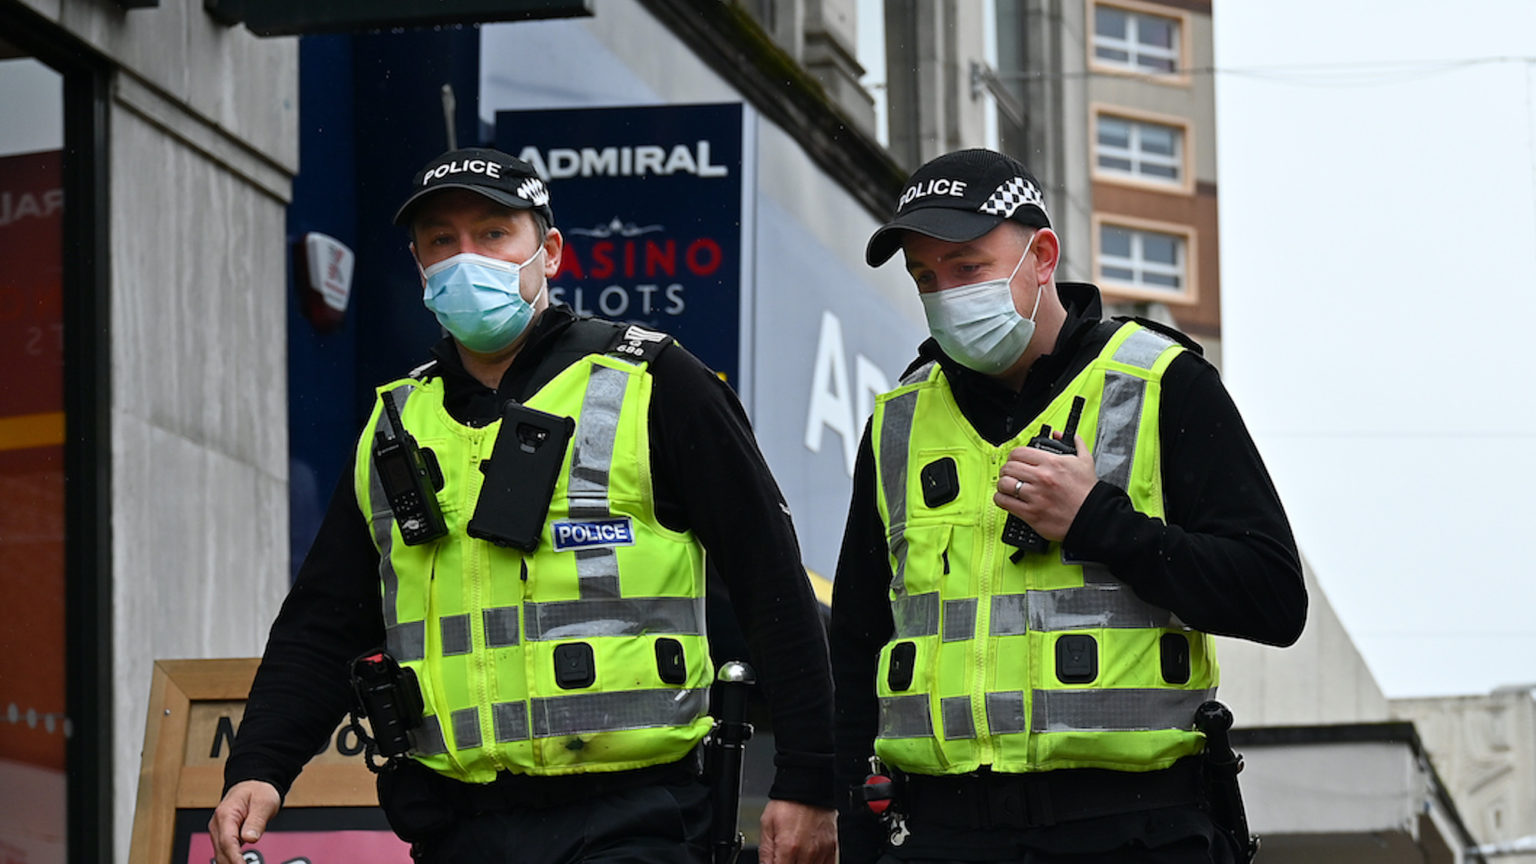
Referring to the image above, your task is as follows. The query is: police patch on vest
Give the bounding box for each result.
[552,518,636,551]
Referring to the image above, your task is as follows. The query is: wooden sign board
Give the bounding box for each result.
[128,658,411,863]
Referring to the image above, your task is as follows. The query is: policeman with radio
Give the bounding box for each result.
[210,148,837,864]
[829,149,1306,864]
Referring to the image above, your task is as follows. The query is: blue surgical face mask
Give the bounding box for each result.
[919,233,1041,375]
[420,248,546,354]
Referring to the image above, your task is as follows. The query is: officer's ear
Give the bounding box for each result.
[541,227,564,279]
[1030,227,1060,286]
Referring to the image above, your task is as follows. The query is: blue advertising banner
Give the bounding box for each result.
[495,103,744,384]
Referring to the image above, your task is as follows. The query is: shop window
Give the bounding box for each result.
[0,50,68,861]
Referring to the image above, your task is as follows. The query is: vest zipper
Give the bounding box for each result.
[974,453,1005,767]
[467,435,506,775]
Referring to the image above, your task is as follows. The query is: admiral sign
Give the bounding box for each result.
[496,104,744,384]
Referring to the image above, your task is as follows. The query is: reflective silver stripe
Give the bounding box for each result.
[451,706,482,749]
[568,365,625,513]
[879,390,920,594]
[440,614,472,656]
[370,383,416,630]
[573,547,621,599]
[1042,587,1171,632]
[1112,326,1173,371]
[529,687,708,737]
[568,365,626,599]
[986,691,1027,734]
[483,607,520,648]
[1030,688,1215,734]
[990,594,1030,636]
[524,597,705,641]
[877,694,933,739]
[942,598,977,642]
[387,621,426,663]
[493,701,529,742]
[892,592,940,638]
[413,714,447,755]
[941,696,975,740]
[898,360,936,387]
[990,590,1171,634]
[1094,370,1145,492]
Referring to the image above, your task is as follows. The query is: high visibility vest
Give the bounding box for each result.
[869,322,1217,775]
[353,352,713,783]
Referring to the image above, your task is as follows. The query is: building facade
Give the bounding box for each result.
[0,1,1519,862]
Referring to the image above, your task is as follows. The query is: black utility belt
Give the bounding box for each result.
[452,746,705,812]
[899,757,1203,830]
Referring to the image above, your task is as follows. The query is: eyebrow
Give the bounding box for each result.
[905,243,984,274]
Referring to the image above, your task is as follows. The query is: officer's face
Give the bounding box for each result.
[409,189,560,291]
[901,222,1057,316]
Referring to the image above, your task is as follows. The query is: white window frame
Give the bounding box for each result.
[1093,216,1197,304]
[1088,0,1191,86]
[1092,105,1194,193]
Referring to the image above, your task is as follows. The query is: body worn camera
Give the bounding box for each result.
[1000,395,1086,559]
[373,390,448,546]
[467,400,574,552]
[350,650,425,759]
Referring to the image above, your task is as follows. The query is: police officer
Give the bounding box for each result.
[210,148,837,864]
[830,149,1307,864]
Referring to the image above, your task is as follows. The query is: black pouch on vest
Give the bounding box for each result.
[467,401,574,551]
[375,759,458,844]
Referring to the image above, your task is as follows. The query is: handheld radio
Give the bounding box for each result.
[1000,395,1086,559]
[372,390,448,546]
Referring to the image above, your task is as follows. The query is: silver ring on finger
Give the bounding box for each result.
[1013,478,1025,498]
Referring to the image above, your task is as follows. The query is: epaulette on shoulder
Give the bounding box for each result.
[604,322,676,365]
[1113,315,1205,357]
[407,358,441,380]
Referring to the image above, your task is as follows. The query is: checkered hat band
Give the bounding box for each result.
[978,176,1045,219]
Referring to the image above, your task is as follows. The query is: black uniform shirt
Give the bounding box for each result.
[226,304,835,809]
[830,283,1307,859]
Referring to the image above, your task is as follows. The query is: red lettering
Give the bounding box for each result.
[644,240,676,277]
[624,242,636,277]
[591,241,615,279]
[554,244,585,280]
[685,238,722,276]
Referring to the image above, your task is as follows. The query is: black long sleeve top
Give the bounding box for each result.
[830,283,1307,858]
[226,304,835,809]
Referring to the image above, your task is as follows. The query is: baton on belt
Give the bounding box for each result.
[1194,701,1259,864]
[707,661,756,864]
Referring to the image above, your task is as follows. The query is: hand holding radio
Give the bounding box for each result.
[996,395,1096,552]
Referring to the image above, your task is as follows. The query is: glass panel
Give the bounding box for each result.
[1099,155,1133,172]
[0,52,68,863]
[1098,117,1130,148]
[1095,46,1130,64]
[1142,233,1178,265]
[1142,163,1178,179]
[1102,265,1135,281]
[1139,125,1176,157]
[1137,14,1175,50]
[1095,6,1127,39]
[1138,54,1178,73]
[1144,271,1181,288]
[1101,225,1132,257]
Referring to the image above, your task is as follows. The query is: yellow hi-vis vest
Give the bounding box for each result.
[353,352,713,784]
[869,322,1217,776]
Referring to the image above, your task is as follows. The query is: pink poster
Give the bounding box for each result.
[184,830,411,863]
